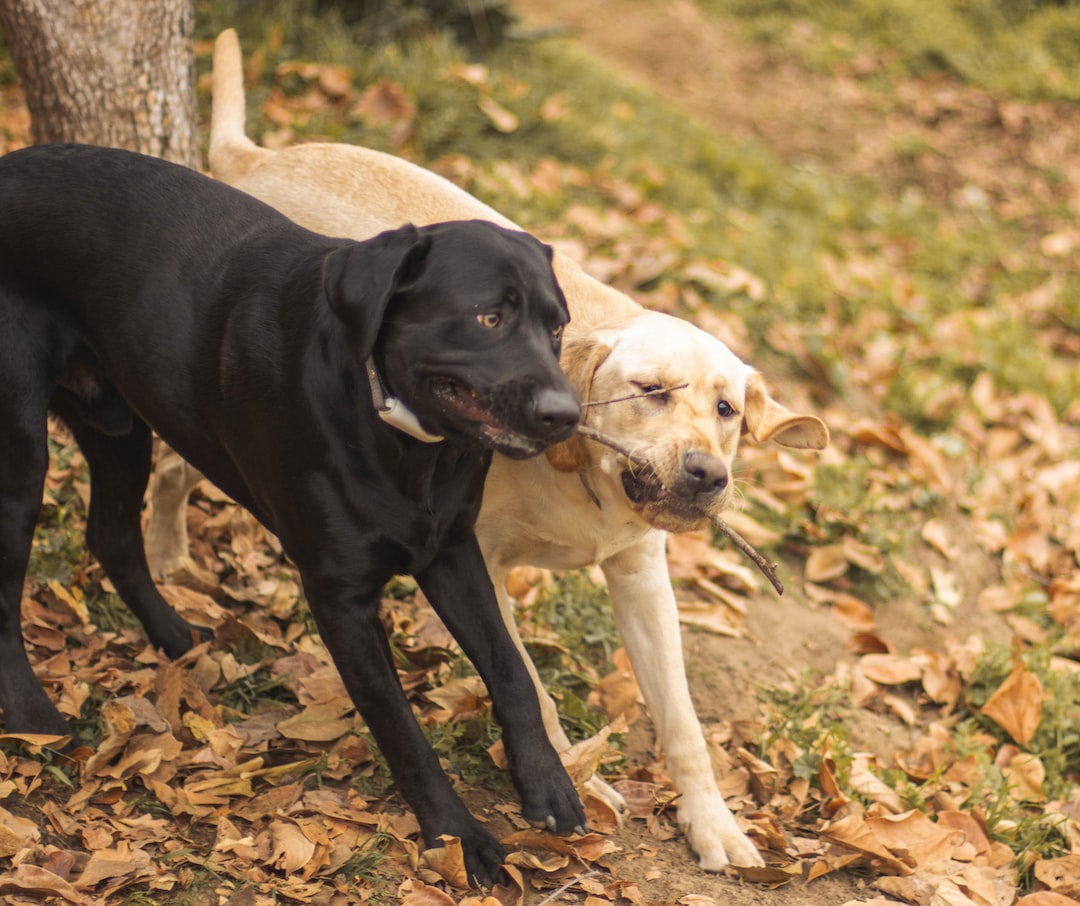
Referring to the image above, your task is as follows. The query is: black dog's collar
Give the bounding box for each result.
[365,356,444,443]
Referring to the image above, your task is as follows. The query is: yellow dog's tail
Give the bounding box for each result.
[209,28,266,184]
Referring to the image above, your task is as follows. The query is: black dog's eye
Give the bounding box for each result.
[476,312,502,328]
[717,400,737,418]
[551,324,564,340]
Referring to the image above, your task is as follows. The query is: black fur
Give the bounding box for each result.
[0,144,584,886]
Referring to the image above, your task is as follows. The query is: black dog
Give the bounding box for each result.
[0,144,585,885]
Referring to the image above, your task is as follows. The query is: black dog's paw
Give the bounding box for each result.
[520,776,588,837]
[149,617,213,661]
[461,828,508,889]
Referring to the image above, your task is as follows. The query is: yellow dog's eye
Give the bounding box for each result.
[477,312,502,328]
[717,400,736,418]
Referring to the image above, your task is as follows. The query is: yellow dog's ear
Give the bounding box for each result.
[743,372,829,450]
[546,338,613,473]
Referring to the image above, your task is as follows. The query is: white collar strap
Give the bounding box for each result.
[365,356,444,444]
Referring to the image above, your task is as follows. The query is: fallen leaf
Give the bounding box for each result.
[0,805,40,856]
[560,718,627,789]
[478,96,518,133]
[276,703,354,742]
[806,545,848,583]
[73,844,152,891]
[351,79,415,126]
[859,653,923,685]
[1018,892,1080,906]
[400,878,459,906]
[317,64,353,98]
[980,662,1043,747]
[0,863,94,904]
[266,820,316,874]
[419,835,469,889]
[1033,854,1080,897]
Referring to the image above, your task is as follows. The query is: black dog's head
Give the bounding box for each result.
[323,221,580,457]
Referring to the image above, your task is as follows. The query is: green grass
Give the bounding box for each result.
[700,0,1080,101]
[756,672,855,785]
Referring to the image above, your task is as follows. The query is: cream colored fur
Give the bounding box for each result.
[145,28,830,872]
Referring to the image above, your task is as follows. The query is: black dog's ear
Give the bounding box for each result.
[322,224,432,358]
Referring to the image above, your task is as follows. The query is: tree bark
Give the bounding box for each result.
[0,0,197,167]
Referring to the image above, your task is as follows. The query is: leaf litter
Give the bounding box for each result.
[2,4,1080,904]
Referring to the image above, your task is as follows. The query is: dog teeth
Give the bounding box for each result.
[545,815,556,830]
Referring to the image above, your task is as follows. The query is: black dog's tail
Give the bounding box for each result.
[208,28,266,184]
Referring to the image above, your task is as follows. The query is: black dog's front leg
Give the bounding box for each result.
[303,584,506,886]
[416,536,588,836]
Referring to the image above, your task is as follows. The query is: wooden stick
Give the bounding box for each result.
[581,382,689,407]
[575,425,785,595]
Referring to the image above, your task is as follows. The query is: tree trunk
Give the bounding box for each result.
[0,0,197,167]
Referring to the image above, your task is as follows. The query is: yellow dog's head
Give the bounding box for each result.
[546,312,828,533]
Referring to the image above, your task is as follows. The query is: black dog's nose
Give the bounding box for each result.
[683,451,728,497]
[532,387,581,440]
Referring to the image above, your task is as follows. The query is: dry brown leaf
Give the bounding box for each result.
[806,544,848,583]
[351,79,415,126]
[1018,892,1080,906]
[444,62,489,87]
[583,791,621,835]
[676,600,743,637]
[266,820,316,874]
[936,811,990,856]
[1033,854,1080,897]
[317,64,353,98]
[73,844,152,891]
[865,810,964,867]
[501,829,611,863]
[831,593,877,630]
[733,862,802,886]
[980,662,1043,747]
[922,518,959,559]
[882,693,919,727]
[503,849,569,872]
[559,718,627,790]
[0,805,40,857]
[596,659,640,723]
[849,419,908,453]
[491,863,525,906]
[842,536,887,574]
[275,703,354,742]
[419,835,470,889]
[915,649,962,707]
[821,813,913,875]
[478,96,518,133]
[859,653,922,685]
[611,780,667,820]
[400,878,459,906]
[46,579,91,625]
[848,755,906,813]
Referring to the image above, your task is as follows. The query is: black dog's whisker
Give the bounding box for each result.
[575,424,785,596]
[581,382,689,407]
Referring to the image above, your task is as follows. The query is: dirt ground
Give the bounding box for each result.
[504,1,1030,903]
